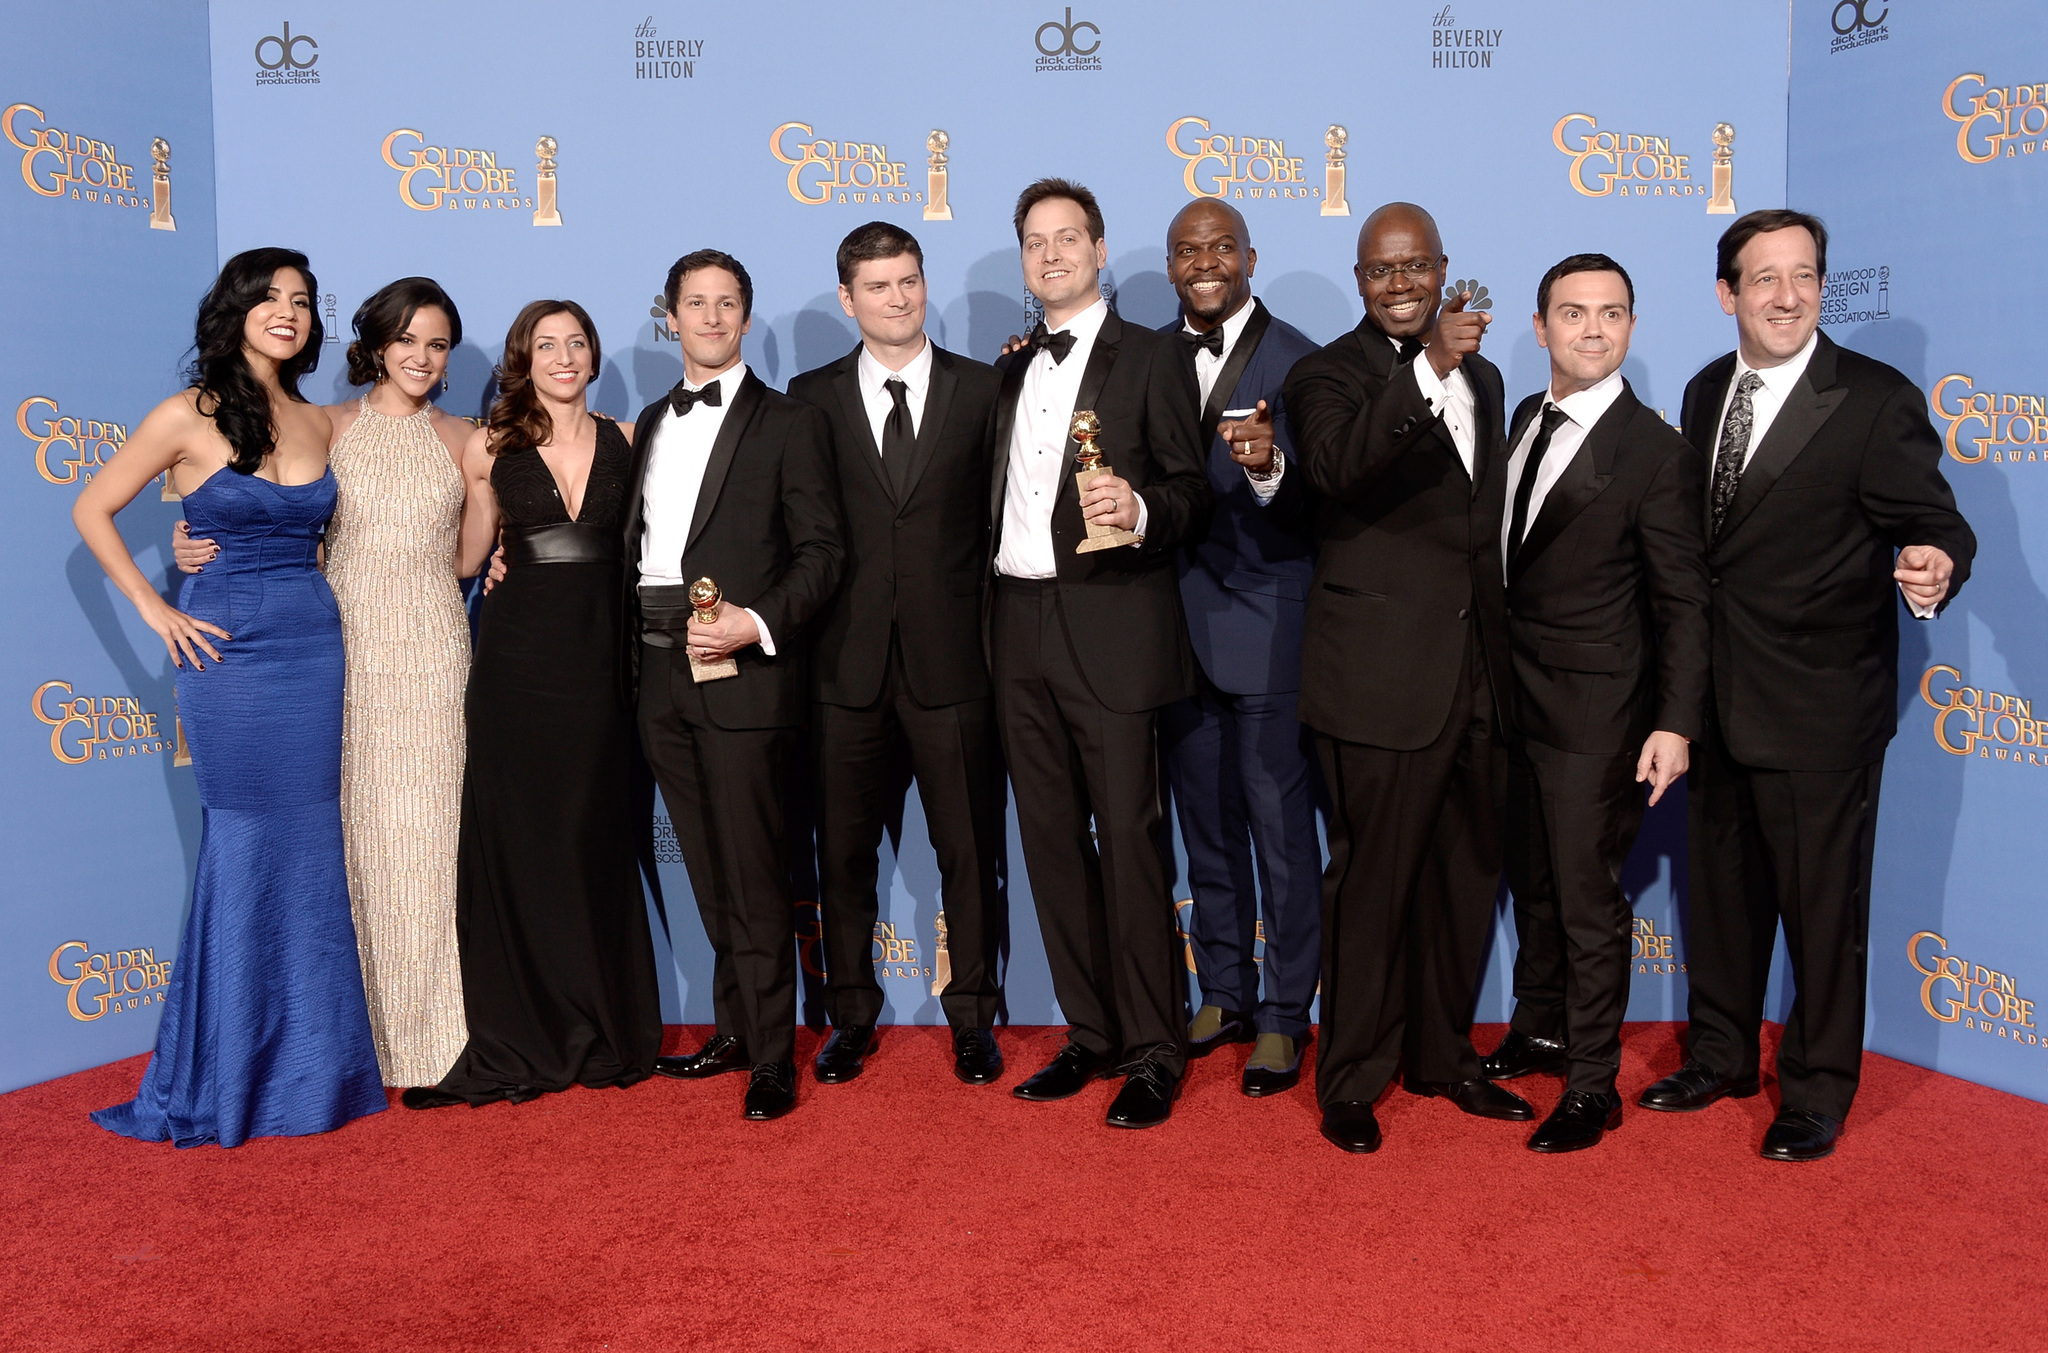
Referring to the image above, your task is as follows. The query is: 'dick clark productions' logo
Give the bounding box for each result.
[1552,114,1738,211]
[1944,72,2048,164]
[1920,665,2048,766]
[253,21,319,85]
[632,16,703,81]
[1829,0,1889,55]
[1429,7,1503,70]
[1930,374,2047,465]
[1909,932,2041,1049]
[1035,7,1102,73]
[50,941,173,1021]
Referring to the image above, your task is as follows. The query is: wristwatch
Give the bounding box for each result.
[1247,447,1283,483]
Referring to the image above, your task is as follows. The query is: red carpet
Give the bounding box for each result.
[5,1022,2044,1352]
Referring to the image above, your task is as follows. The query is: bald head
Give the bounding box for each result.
[1167,198,1257,328]
[1358,202,1441,263]
[1354,201,1448,338]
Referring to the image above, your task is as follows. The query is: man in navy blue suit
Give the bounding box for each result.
[1157,199,1325,1097]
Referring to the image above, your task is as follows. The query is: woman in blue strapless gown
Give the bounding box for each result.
[72,248,385,1147]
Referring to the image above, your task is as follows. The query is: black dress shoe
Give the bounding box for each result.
[1482,1030,1568,1081]
[952,1028,1005,1085]
[742,1061,797,1121]
[1760,1108,1841,1162]
[400,1086,466,1111]
[1012,1042,1110,1101]
[653,1033,750,1080]
[1637,1059,1761,1112]
[1105,1058,1181,1129]
[503,1085,545,1105]
[1187,1006,1256,1057]
[1404,1075,1536,1121]
[1320,1100,1382,1154]
[1528,1090,1623,1153]
[813,1025,878,1084]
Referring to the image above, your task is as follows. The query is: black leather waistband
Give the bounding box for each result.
[502,522,620,566]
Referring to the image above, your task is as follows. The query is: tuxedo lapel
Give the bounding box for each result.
[1687,353,1739,538]
[684,370,764,554]
[988,351,1031,527]
[1717,337,1847,545]
[1055,311,1123,513]
[1201,298,1273,447]
[831,349,893,504]
[900,345,958,506]
[1510,384,1630,581]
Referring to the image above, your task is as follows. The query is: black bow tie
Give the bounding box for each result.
[1181,326,1225,358]
[1027,323,1077,365]
[669,381,722,416]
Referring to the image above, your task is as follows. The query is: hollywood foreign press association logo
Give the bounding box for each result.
[1035,7,1102,73]
[1430,7,1502,70]
[632,16,703,81]
[253,21,320,86]
[1820,264,1890,328]
[1829,0,1890,55]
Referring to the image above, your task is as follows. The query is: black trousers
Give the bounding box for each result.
[990,578,1186,1075]
[637,643,798,1066]
[1503,737,1646,1096]
[813,631,1005,1030]
[1685,718,1881,1122]
[1314,629,1504,1106]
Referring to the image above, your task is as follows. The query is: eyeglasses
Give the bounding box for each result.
[1360,259,1441,283]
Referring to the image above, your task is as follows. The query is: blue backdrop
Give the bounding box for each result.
[6,0,2035,1106]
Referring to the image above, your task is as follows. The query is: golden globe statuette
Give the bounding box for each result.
[1707,122,1736,216]
[1070,410,1143,553]
[148,137,175,232]
[931,911,951,997]
[534,135,562,227]
[687,577,739,682]
[924,129,953,222]
[1320,124,1350,217]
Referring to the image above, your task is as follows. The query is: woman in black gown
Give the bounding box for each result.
[405,300,661,1108]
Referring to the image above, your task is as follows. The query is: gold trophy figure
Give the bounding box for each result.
[1707,122,1736,216]
[1320,124,1350,217]
[1070,410,1143,553]
[931,911,952,997]
[924,128,953,222]
[686,577,739,682]
[172,711,192,767]
[534,135,562,227]
[149,137,175,232]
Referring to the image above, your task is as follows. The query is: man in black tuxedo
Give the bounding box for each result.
[1282,202,1529,1154]
[1155,199,1325,1097]
[629,250,843,1121]
[1477,254,1711,1153]
[1639,210,1973,1161]
[787,222,1007,1088]
[991,178,1211,1129]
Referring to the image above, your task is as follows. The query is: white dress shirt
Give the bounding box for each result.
[1714,329,1932,617]
[1184,297,1281,503]
[637,361,775,652]
[1406,339,1478,478]
[1500,370,1627,579]
[857,336,931,447]
[995,299,1148,578]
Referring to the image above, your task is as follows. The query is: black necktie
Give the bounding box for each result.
[881,377,913,497]
[1028,322,1077,365]
[1181,326,1225,358]
[1507,404,1570,567]
[669,381,722,416]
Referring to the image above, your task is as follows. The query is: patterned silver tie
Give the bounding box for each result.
[1710,371,1765,540]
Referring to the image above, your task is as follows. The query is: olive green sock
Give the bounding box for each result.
[1188,1004,1226,1043]
[1245,1033,1297,1072]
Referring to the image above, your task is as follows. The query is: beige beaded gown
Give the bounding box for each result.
[324,398,471,1086]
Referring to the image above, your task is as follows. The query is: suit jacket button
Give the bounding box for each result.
[885,572,895,584]
[1457,607,1469,620]
[1504,606,1513,617]
[1710,577,1721,587]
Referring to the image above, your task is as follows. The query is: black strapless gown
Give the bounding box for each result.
[436,420,661,1102]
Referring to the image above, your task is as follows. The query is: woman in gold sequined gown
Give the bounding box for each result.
[179,278,479,1088]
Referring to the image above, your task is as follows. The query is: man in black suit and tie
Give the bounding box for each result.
[1639,210,1974,1161]
[787,222,1008,1088]
[991,178,1211,1128]
[1155,199,1325,1097]
[629,250,843,1121]
[1477,254,1711,1153]
[1283,202,1529,1154]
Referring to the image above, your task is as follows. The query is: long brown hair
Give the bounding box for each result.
[486,299,602,455]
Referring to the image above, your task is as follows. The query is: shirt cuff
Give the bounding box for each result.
[1132,494,1149,543]
[1247,454,1283,503]
[1902,587,1937,621]
[1410,351,1448,410]
[745,607,776,656]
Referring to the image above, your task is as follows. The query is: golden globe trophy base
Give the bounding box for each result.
[689,653,738,683]
[1321,165,1348,216]
[1706,164,1736,215]
[1074,465,1142,553]
[931,911,952,998]
[924,169,952,221]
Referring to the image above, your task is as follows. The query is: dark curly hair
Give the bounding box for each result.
[345,277,463,386]
[486,300,601,455]
[186,247,323,475]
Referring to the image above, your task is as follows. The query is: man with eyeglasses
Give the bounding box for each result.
[1282,202,1524,1154]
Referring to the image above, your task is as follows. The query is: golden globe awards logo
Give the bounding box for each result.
[1944,73,2048,163]
[1920,665,2046,766]
[1551,114,1715,203]
[380,130,537,215]
[872,921,933,981]
[4,103,150,213]
[49,941,172,1021]
[1632,916,1686,975]
[1165,117,1330,205]
[1930,374,2047,464]
[32,681,175,764]
[1909,932,2041,1046]
[19,396,125,484]
[769,123,928,207]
